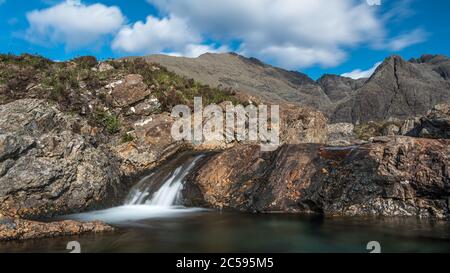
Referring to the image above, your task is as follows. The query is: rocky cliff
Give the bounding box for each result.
[185,137,450,219]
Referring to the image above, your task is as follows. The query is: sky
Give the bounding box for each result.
[0,0,449,79]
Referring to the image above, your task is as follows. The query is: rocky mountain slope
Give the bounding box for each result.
[144,53,450,124]
[143,53,332,111]
[333,55,450,123]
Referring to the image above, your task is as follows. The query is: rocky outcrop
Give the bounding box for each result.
[186,137,450,219]
[106,74,157,111]
[113,113,185,176]
[0,218,113,241]
[0,99,125,218]
[325,123,362,146]
[407,103,450,139]
[279,104,328,144]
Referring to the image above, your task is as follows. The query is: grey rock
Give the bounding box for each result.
[0,99,125,218]
[333,55,450,123]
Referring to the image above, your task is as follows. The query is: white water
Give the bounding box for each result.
[67,154,207,224]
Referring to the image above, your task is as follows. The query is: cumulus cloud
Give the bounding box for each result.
[25,1,125,49]
[341,61,382,79]
[112,15,200,54]
[140,0,385,68]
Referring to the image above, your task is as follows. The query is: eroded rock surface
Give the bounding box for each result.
[186,137,450,219]
[0,99,125,218]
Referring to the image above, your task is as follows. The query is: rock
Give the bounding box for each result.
[317,74,366,103]
[113,114,184,175]
[107,74,152,108]
[186,137,450,219]
[418,104,450,139]
[97,62,114,72]
[325,123,363,146]
[0,99,125,218]
[279,104,328,144]
[0,218,113,241]
[333,55,450,124]
[404,103,450,139]
[126,96,161,116]
[400,117,421,135]
[382,124,400,136]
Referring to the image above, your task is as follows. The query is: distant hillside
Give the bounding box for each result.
[142,53,450,124]
[142,53,332,111]
[332,55,450,123]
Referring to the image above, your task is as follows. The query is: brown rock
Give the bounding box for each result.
[113,114,184,175]
[107,74,151,107]
[186,137,450,219]
[0,218,113,241]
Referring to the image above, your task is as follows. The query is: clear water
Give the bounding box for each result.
[1,212,449,253]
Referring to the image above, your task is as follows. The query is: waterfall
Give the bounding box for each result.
[67,153,206,224]
[126,154,204,207]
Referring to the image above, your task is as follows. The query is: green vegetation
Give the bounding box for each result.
[121,133,135,143]
[0,53,244,135]
[114,58,241,111]
[96,110,121,134]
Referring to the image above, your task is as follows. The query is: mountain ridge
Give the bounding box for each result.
[139,52,450,123]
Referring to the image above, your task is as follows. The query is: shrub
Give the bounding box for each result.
[72,56,98,69]
[121,133,135,143]
[96,111,121,134]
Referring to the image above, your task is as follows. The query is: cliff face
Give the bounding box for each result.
[0,99,125,218]
[186,137,450,219]
[332,56,450,124]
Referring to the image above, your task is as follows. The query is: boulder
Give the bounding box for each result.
[0,99,125,218]
[413,103,450,139]
[279,104,328,144]
[186,137,450,219]
[107,74,152,108]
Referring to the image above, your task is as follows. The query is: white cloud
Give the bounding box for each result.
[143,0,385,68]
[341,61,382,79]
[112,15,200,54]
[25,1,125,49]
[386,28,428,51]
[168,44,230,58]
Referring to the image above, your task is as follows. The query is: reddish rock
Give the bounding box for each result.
[0,218,113,241]
[186,137,450,219]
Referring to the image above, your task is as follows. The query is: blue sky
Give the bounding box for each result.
[0,0,449,79]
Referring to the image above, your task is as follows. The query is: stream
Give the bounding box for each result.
[1,152,449,253]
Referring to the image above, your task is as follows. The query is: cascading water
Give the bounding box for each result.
[126,154,204,207]
[67,153,207,224]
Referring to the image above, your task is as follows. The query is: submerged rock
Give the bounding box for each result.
[186,137,450,219]
[0,99,125,218]
[0,218,113,241]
